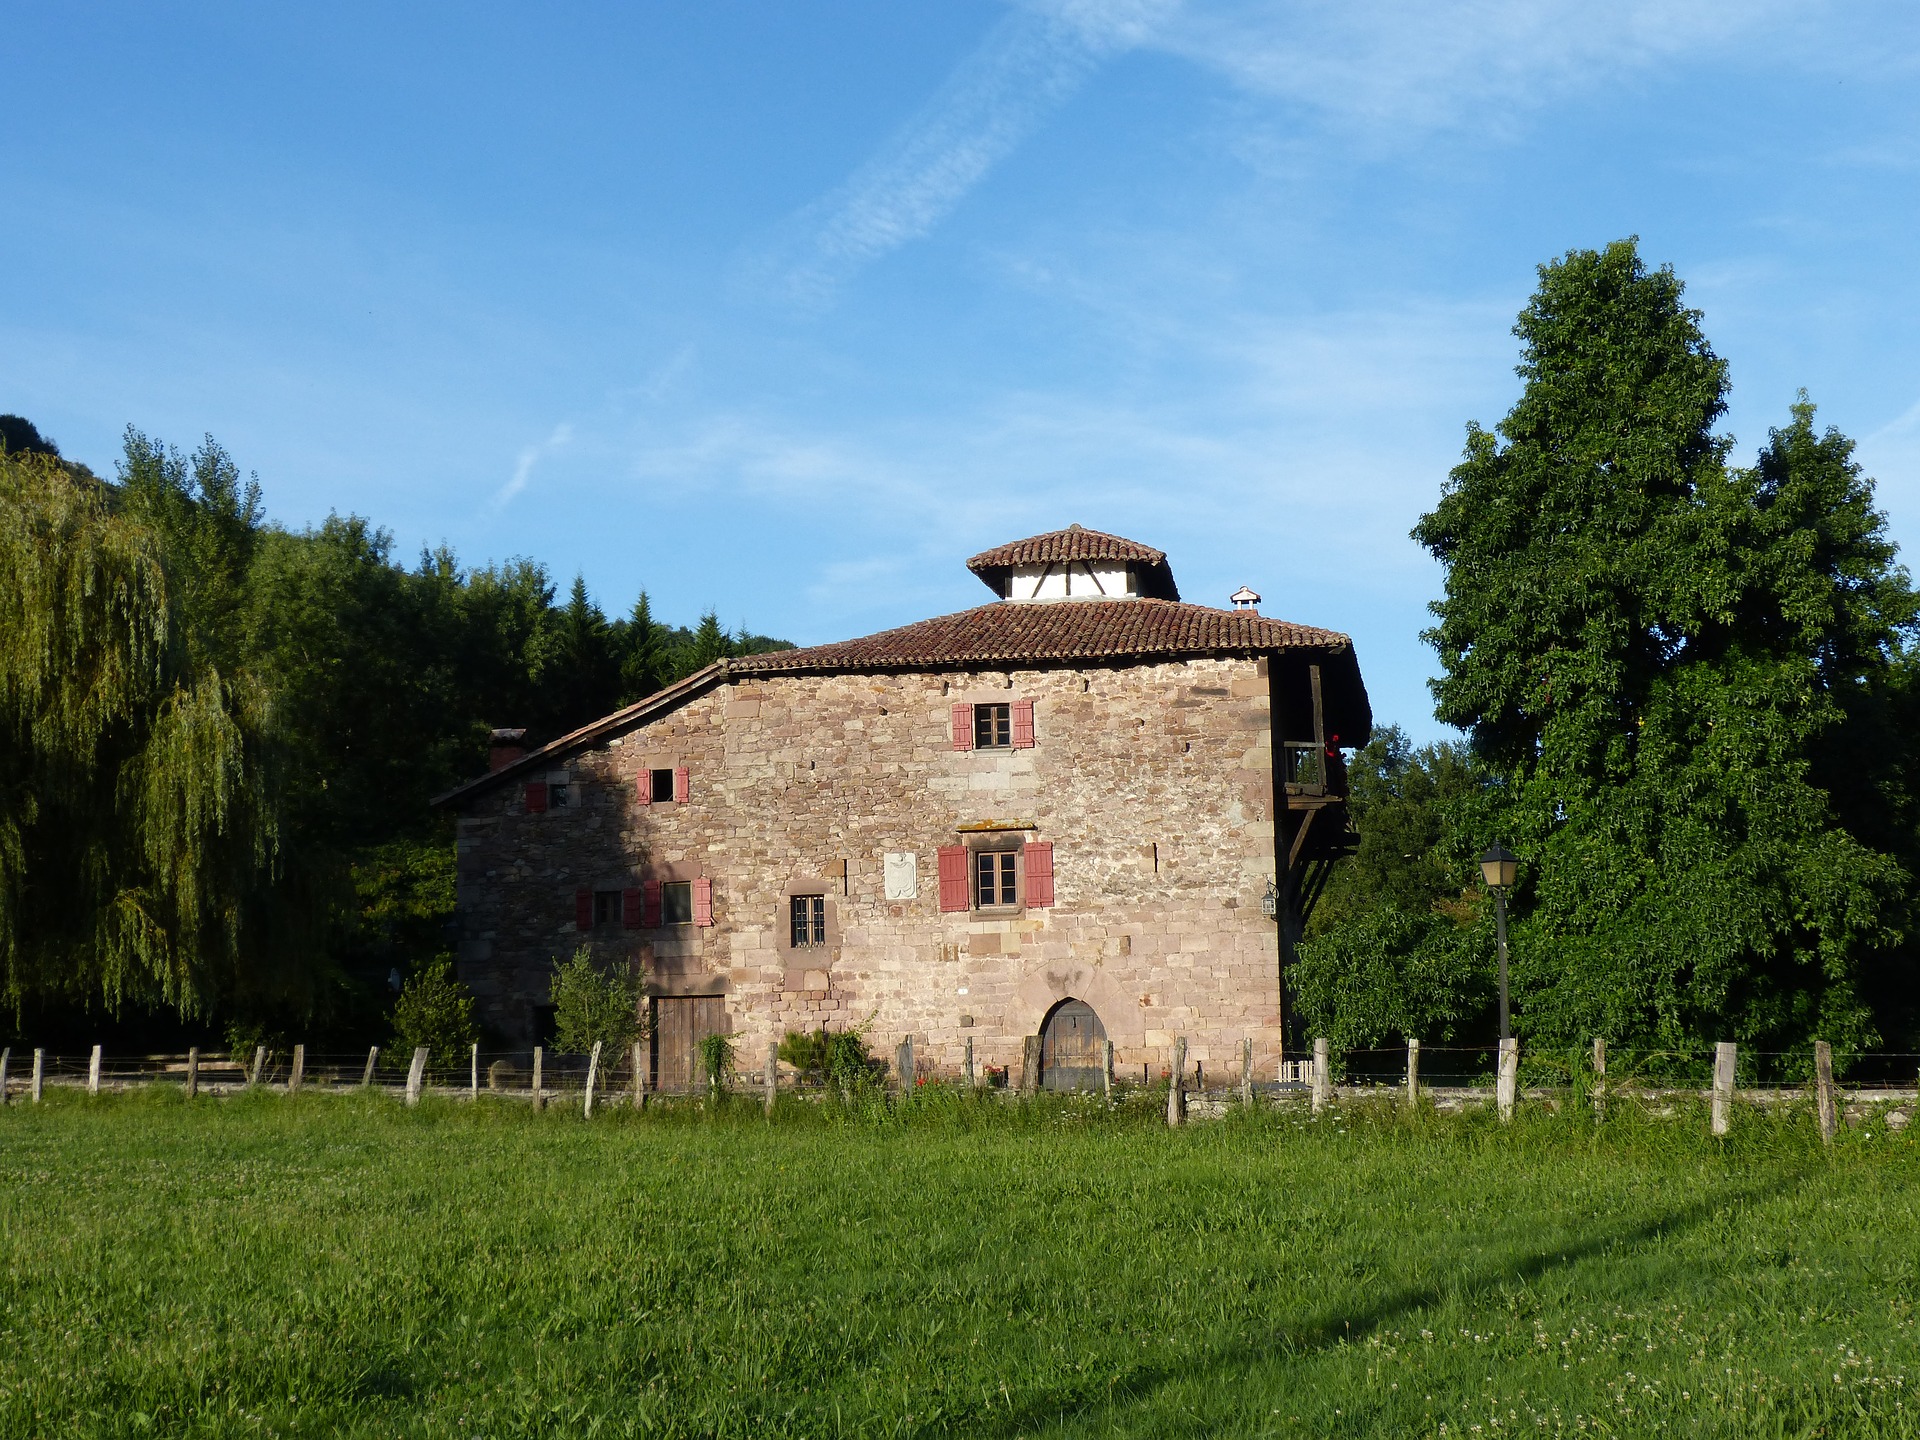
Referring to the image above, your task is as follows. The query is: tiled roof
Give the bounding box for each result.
[965,525,1167,573]
[733,598,1351,673]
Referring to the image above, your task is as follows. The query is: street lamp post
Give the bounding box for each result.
[1480,844,1518,1043]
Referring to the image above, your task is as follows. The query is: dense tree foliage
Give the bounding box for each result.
[0,428,790,1041]
[1388,239,1920,1054]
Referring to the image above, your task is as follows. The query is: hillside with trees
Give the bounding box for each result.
[0,422,789,1049]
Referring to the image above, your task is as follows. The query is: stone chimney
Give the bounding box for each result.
[489,727,528,772]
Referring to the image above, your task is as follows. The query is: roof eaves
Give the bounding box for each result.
[429,660,731,809]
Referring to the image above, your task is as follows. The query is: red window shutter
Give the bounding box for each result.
[525,781,548,813]
[693,876,713,927]
[622,887,641,929]
[937,846,969,912]
[1012,698,1035,748]
[635,773,651,807]
[643,880,662,928]
[673,766,690,804]
[951,703,973,751]
[1024,842,1054,907]
[575,888,593,931]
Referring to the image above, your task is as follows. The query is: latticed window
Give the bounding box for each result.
[973,703,1012,749]
[790,894,826,947]
[974,850,1018,908]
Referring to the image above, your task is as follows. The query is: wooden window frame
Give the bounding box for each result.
[968,838,1024,915]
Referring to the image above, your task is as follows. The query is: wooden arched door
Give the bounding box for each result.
[1040,998,1107,1091]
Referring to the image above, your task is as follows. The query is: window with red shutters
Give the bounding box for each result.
[1024,842,1054,908]
[525,781,548,813]
[674,766,690,804]
[575,888,593,931]
[937,846,969,911]
[643,879,662,928]
[1012,699,1035,749]
[951,703,973,751]
[622,888,641,929]
[693,876,713,927]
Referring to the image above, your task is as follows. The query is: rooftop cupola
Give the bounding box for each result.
[965,524,1180,603]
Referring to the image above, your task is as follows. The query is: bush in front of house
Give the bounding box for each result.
[549,947,645,1058]
[391,956,479,1068]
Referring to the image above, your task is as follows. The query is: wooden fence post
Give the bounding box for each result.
[1240,1037,1255,1106]
[185,1046,199,1100]
[1814,1039,1838,1142]
[765,1039,778,1115]
[0,1047,9,1105]
[1021,1034,1041,1095]
[1310,1037,1331,1114]
[532,1046,545,1112]
[1496,1037,1519,1122]
[1167,1036,1187,1126]
[251,1045,267,1088]
[584,1041,602,1118]
[288,1044,305,1095]
[1103,1039,1115,1101]
[405,1046,429,1106]
[1711,1041,1736,1137]
[1592,1037,1607,1123]
[362,1046,379,1087]
[896,1037,914,1095]
[32,1049,44,1103]
[631,1041,648,1110]
[470,1043,479,1101]
[964,1036,975,1088]
[1406,1038,1421,1106]
[88,1045,102,1095]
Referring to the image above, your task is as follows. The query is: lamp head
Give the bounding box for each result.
[1480,843,1518,891]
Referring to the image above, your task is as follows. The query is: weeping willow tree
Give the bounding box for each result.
[0,441,317,1018]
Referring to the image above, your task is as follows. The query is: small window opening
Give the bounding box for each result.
[661,881,693,925]
[649,768,675,803]
[790,894,827,947]
[974,850,1018,908]
[973,703,1012,749]
[548,782,571,808]
[592,890,621,928]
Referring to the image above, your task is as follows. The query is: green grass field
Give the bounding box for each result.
[1,1088,1915,1439]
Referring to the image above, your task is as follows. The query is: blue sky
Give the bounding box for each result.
[6,2,1920,741]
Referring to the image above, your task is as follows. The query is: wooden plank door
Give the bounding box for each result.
[652,995,731,1093]
[1040,999,1107,1092]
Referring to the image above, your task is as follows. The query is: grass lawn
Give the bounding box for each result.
[1,1087,1915,1438]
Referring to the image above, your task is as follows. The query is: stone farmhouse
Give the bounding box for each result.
[434,525,1371,1091]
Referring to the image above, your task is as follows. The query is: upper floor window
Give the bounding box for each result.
[790,894,826,947]
[548,781,571,808]
[939,841,1054,913]
[951,699,1035,751]
[637,765,690,806]
[661,881,693,925]
[974,850,1018,908]
[592,890,620,927]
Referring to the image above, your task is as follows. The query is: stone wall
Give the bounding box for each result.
[452,656,1290,1079]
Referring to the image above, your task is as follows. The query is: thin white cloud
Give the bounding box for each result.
[745,0,1179,309]
[489,422,573,513]
[1156,0,1809,139]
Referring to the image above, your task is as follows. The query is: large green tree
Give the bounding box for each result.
[1413,240,1918,1052]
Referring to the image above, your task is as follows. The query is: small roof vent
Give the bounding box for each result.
[1230,586,1261,611]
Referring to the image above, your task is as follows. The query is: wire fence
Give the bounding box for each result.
[3,1039,1916,1120]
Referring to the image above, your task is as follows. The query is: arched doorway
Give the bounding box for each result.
[1040,998,1107,1091]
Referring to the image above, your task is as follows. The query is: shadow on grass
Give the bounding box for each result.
[943,1176,1781,1440]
